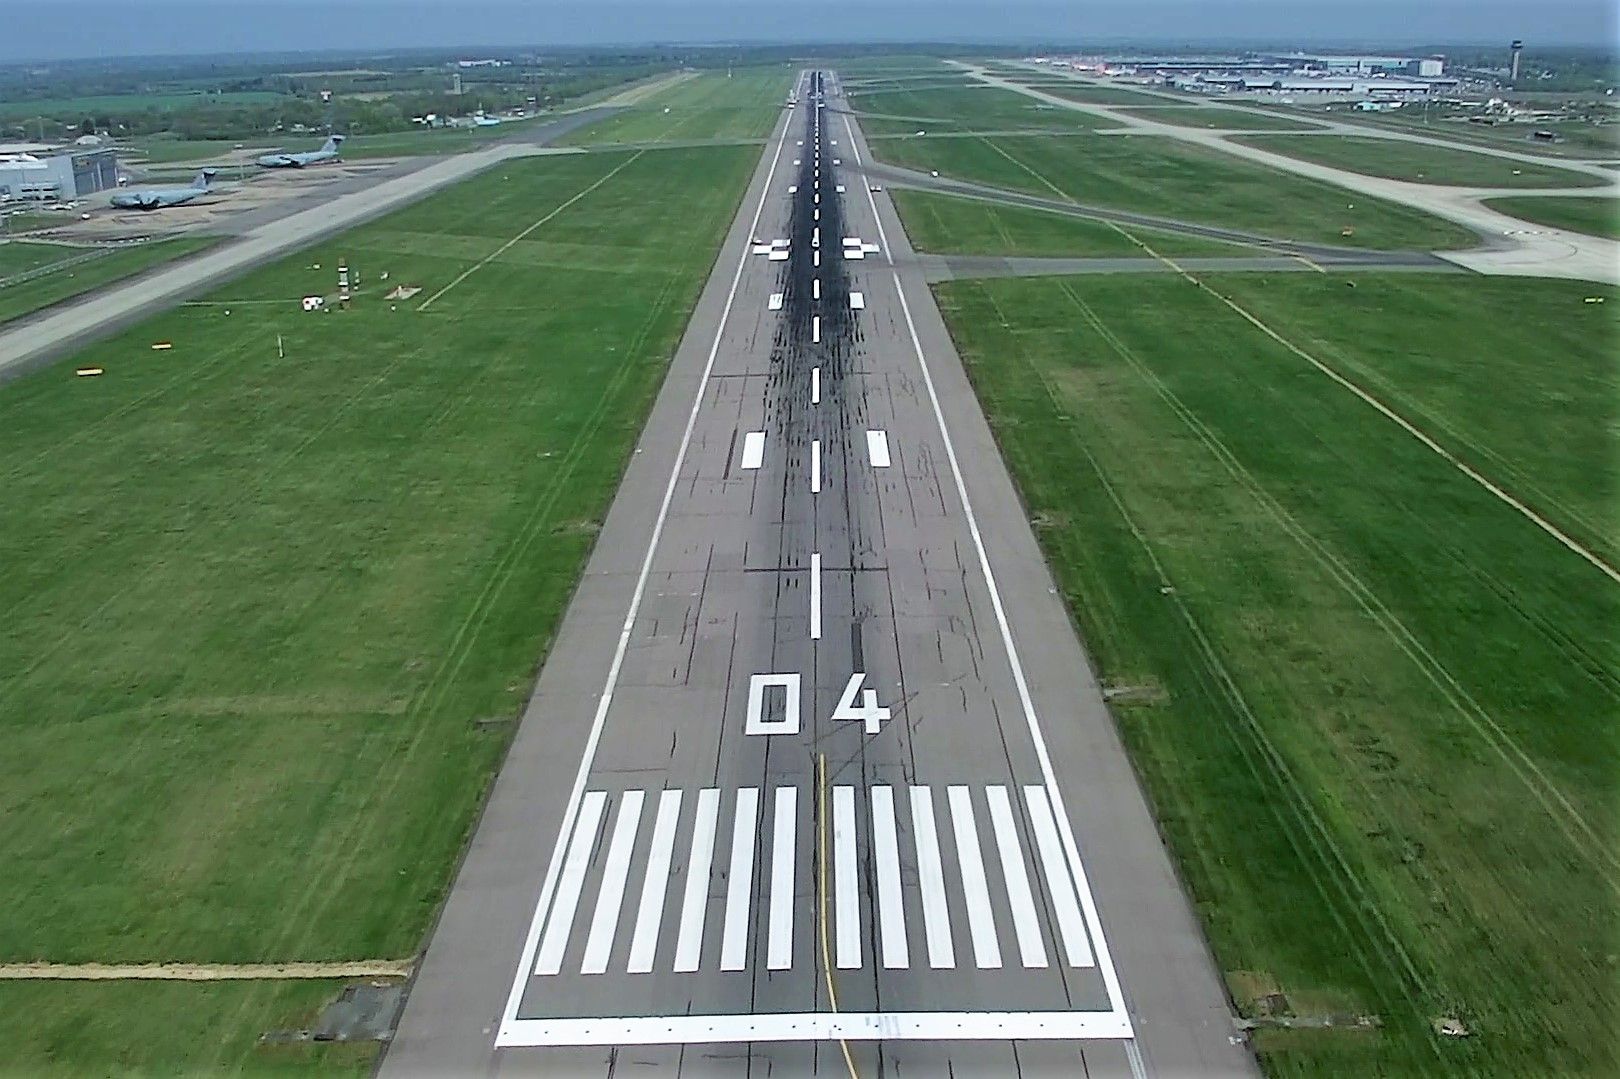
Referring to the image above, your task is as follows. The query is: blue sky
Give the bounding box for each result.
[0,1,1613,62]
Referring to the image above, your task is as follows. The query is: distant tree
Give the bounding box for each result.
[78,117,96,136]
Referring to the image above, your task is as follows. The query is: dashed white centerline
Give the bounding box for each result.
[812,315,821,343]
[810,439,821,493]
[809,552,822,640]
[740,431,765,470]
[811,366,820,404]
[812,278,820,301]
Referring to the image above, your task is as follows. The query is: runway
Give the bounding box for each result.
[382,70,1256,1078]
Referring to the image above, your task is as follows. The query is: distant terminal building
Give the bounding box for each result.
[0,144,120,201]
[1041,51,1449,91]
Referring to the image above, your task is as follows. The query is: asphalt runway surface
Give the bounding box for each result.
[383,70,1256,1078]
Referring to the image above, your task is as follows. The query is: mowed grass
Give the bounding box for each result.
[0,237,219,326]
[0,980,374,1076]
[1233,134,1607,188]
[870,132,1479,249]
[0,143,756,1072]
[1483,194,1620,239]
[850,85,1119,135]
[560,68,794,145]
[1114,105,1327,132]
[891,188,1257,258]
[935,270,1619,1077]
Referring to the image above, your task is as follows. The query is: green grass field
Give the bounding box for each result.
[0,91,286,118]
[559,68,794,146]
[1233,134,1607,188]
[850,85,1119,135]
[1313,111,1620,159]
[935,270,1619,1077]
[0,238,219,326]
[0,143,756,1072]
[1483,194,1620,239]
[892,188,1257,258]
[1114,105,1327,132]
[870,132,1480,250]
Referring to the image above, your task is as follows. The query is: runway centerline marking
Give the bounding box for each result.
[811,439,821,493]
[812,366,821,404]
[810,552,823,640]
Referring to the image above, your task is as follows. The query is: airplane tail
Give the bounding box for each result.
[323,135,346,153]
[193,169,218,189]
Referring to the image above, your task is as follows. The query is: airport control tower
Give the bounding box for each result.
[1510,40,1523,85]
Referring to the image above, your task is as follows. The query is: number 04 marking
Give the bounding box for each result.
[833,673,891,734]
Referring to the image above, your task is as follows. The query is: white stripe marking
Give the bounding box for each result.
[501,1010,1134,1046]
[866,429,891,468]
[720,787,759,971]
[534,790,608,975]
[812,315,820,343]
[811,366,820,404]
[673,788,720,973]
[845,111,1136,1042]
[947,785,1001,969]
[870,785,909,969]
[627,789,683,974]
[768,292,783,311]
[810,440,821,493]
[813,249,820,267]
[581,789,645,974]
[1024,785,1095,966]
[812,278,820,301]
[986,785,1047,969]
[833,785,860,969]
[809,552,822,640]
[908,786,956,969]
[849,291,864,310]
[740,430,765,470]
[767,786,796,970]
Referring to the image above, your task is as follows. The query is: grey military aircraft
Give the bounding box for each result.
[256,135,345,168]
[109,170,217,210]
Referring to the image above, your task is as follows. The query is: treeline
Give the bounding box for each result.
[0,60,664,142]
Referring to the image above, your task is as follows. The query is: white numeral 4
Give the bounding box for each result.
[832,672,890,734]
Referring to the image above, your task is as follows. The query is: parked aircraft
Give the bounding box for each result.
[256,135,345,168]
[109,170,216,210]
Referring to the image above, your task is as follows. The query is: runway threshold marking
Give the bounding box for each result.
[496,90,797,1043]
[841,108,1140,1040]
